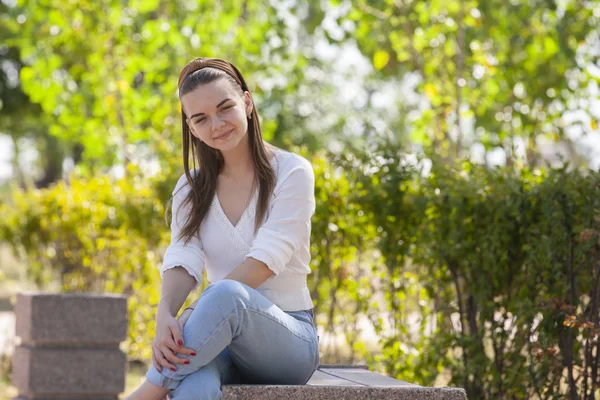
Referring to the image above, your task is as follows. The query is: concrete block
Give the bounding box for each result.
[12,346,126,394]
[15,292,127,346]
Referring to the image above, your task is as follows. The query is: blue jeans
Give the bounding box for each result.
[146,279,320,399]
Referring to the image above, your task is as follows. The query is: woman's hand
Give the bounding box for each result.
[177,308,194,330]
[152,306,196,373]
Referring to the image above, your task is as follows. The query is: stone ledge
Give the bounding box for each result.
[222,385,467,400]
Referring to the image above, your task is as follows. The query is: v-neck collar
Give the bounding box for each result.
[212,148,281,231]
[213,187,258,230]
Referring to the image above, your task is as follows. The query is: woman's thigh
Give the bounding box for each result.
[169,347,242,400]
[227,307,319,385]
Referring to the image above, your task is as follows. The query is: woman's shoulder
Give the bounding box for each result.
[272,147,313,175]
[271,148,314,190]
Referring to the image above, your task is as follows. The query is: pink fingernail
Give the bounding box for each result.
[178,340,183,346]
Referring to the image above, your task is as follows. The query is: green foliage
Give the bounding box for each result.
[6,0,312,173]
[294,138,600,398]
[307,147,379,361]
[340,0,600,164]
[336,138,600,398]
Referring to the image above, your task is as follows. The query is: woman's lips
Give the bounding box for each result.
[215,129,233,140]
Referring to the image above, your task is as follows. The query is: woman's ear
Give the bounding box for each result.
[244,91,254,117]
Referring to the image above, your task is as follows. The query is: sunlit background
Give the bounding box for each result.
[1,0,599,398]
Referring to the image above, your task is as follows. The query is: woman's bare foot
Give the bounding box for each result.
[126,379,170,400]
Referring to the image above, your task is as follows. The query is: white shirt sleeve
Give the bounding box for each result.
[160,173,205,290]
[246,157,316,276]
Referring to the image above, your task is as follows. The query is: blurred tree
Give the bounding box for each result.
[5,0,332,178]
[0,2,66,189]
[326,0,600,168]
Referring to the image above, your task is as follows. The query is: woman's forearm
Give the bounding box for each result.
[158,267,197,316]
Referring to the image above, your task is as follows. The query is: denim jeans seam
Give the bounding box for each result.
[313,339,320,370]
[164,365,179,388]
[191,308,239,355]
[243,307,316,344]
[162,374,173,389]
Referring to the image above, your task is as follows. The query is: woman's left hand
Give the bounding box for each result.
[177,308,193,330]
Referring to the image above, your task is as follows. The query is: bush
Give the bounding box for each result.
[334,139,600,399]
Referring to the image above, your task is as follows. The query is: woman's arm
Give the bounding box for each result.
[158,267,197,316]
[223,257,274,288]
[158,172,206,314]
[151,267,197,375]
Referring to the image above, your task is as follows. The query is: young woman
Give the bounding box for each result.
[127,57,319,400]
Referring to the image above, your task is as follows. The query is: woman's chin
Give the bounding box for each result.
[216,134,249,152]
[212,139,235,151]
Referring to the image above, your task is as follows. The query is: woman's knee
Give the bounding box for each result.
[206,279,249,299]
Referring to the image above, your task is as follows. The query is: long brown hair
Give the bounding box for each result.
[167,57,277,245]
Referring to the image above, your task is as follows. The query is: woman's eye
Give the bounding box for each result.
[193,106,232,123]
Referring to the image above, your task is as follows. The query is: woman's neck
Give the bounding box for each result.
[219,137,274,179]
[221,148,253,178]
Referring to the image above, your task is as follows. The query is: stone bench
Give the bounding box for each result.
[222,364,466,399]
[12,293,466,399]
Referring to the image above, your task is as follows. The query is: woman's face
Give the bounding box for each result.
[181,78,253,151]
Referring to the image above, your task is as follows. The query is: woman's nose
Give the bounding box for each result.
[211,115,225,130]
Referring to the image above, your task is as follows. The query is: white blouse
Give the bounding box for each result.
[160,148,316,311]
